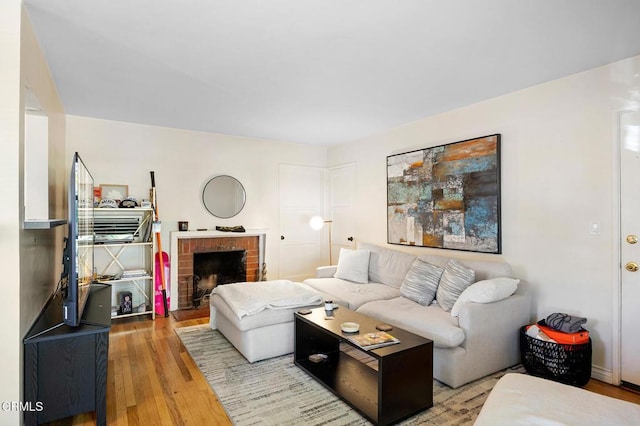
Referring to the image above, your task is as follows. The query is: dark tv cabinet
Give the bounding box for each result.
[24,283,111,425]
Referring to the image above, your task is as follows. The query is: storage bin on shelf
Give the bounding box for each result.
[519,325,592,386]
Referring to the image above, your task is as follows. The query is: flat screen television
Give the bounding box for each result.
[61,152,95,327]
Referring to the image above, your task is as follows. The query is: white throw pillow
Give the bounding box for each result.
[334,248,370,283]
[450,277,520,317]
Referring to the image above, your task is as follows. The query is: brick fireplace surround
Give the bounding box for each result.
[169,230,266,310]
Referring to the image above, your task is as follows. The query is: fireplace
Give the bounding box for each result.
[170,230,266,310]
[190,250,246,307]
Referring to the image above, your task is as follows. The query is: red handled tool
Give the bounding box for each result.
[151,171,169,317]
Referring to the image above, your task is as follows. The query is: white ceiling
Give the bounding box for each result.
[23,0,640,145]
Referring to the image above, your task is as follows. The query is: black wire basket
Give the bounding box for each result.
[519,325,592,386]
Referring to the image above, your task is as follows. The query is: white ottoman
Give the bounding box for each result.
[209,280,325,362]
[475,373,640,425]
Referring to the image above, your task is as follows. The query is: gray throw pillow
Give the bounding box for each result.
[400,259,443,306]
[436,259,476,312]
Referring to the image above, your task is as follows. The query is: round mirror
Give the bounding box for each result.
[202,175,246,218]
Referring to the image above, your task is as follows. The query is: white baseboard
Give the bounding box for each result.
[591,364,613,384]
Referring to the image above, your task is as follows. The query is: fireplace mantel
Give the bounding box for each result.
[169,229,267,310]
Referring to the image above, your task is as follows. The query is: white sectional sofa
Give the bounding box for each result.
[303,242,532,388]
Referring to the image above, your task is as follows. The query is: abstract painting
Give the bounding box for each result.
[387,134,501,253]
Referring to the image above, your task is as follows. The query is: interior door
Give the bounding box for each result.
[620,109,640,388]
[278,164,325,281]
[329,163,356,262]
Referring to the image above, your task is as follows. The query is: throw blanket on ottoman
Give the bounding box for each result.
[213,280,323,319]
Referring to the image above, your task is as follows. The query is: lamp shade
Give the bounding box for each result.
[309,215,325,230]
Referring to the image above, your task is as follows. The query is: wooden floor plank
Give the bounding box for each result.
[133,328,164,426]
[149,336,185,426]
[43,314,639,425]
[122,333,138,407]
[585,378,640,404]
[126,406,139,425]
[145,333,182,424]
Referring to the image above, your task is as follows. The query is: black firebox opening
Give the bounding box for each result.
[191,250,246,307]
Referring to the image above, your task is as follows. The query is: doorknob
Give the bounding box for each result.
[348,237,353,241]
[625,261,639,272]
[281,235,285,240]
[627,235,638,244]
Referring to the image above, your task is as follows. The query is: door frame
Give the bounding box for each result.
[612,107,640,386]
[611,109,623,386]
[277,163,326,281]
[328,162,356,258]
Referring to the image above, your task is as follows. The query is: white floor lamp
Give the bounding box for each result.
[309,215,333,265]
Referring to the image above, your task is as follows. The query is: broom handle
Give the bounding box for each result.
[151,171,169,317]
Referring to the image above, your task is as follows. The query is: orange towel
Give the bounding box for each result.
[535,323,590,345]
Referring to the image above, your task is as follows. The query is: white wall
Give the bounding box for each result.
[1,2,67,422]
[0,2,22,420]
[20,6,68,336]
[66,116,328,280]
[327,55,640,377]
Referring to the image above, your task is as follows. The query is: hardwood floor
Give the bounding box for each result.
[46,314,640,425]
[46,314,231,426]
[585,378,640,405]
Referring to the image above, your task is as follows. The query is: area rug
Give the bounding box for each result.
[176,324,524,425]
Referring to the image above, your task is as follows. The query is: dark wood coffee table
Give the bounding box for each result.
[294,307,433,425]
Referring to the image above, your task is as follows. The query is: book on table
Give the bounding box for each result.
[347,331,400,350]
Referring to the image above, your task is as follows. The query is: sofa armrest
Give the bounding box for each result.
[457,281,532,365]
[316,265,337,278]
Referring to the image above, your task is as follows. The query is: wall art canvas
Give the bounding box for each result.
[387,134,501,254]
